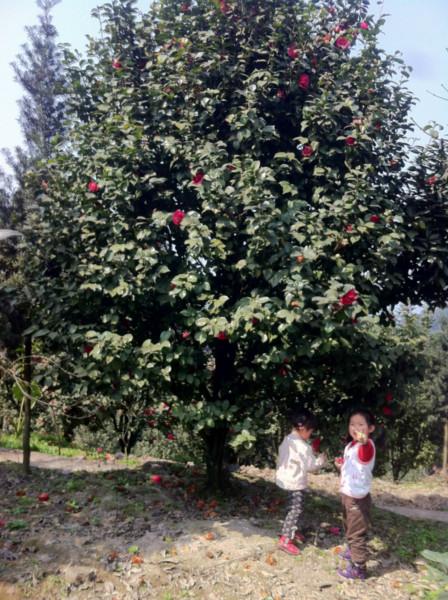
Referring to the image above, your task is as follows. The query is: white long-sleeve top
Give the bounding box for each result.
[340,439,376,498]
[275,430,326,491]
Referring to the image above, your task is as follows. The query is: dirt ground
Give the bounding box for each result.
[0,450,447,600]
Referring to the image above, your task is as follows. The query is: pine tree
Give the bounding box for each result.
[0,0,65,473]
[11,0,65,161]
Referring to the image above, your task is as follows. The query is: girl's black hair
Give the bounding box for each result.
[346,407,375,442]
[289,407,317,430]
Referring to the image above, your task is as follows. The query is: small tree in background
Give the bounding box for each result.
[26,0,448,488]
[0,0,65,472]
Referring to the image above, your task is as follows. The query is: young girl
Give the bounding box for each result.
[275,408,327,555]
[335,408,376,580]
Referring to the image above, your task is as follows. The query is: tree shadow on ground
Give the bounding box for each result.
[0,458,446,597]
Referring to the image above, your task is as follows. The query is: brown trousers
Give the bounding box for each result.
[341,493,372,566]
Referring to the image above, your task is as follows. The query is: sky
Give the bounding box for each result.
[0,0,447,173]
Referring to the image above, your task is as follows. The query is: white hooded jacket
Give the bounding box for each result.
[275,430,326,491]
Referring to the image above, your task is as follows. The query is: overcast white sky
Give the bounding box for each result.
[0,0,447,173]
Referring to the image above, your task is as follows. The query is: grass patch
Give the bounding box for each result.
[374,508,448,562]
[0,433,83,458]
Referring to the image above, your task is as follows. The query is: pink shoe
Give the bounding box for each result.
[278,535,300,556]
[293,531,305,543]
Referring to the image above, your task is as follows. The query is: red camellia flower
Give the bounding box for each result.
[360,21,369,30]
[192,171,205,185]
[181,330,191,340]
[166,433,175,441]
[112,59,122,69]
[88,181,100,193]
[226,164,236,171]
[329,526,341,535]
[38,493,50,502]
[251,317,259,325]
[385,392,393,403]
[278,367,288,377]
[335,36,350,50]
[144,408,155,416]
[83,344,94,355]
[426,175,437,186]
[345,224,353,233]
[215,331,228,341]
[383,406,393,417]
[345,136,356,146]
[301,145,314,158]
[220,0,230,14]
[148,420,156,427]
[180,2,190,12]
[370,214,380,223]
[297,73,310,90]
[287,44,299,59]
[172,209,186,226]
[150,475,162,484]
[276,89,286,100]
[339,289,359,306]
[311,438,322,452]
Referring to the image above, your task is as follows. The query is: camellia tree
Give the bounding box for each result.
[26,0,448,487]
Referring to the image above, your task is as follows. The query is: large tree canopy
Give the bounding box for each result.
[26,0,448,486]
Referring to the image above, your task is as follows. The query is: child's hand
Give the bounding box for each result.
[334,456,344,470]
[354,431,368,444]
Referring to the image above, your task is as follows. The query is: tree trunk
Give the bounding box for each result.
[443,421,448,476]
[22,334,32,475]
[203,427,229,492]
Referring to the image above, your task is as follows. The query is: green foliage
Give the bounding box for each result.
[422,550,448,599]
[24,0,448,484]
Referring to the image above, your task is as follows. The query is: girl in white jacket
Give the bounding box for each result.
[275,408,327,555]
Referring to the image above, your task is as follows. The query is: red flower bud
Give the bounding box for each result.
[369,214,380,223]
[345,136,356,146]
[172,209,186,226]
[382,406,393,417]
[311,438,321,452]
[112,59,122,69]
[426,175,437,186]
[181,330,191,340]
[339,289,358,306]
[150,475,162,484]
[360,21,369,30]
[220,0,230,14]
[88,181,100,193]
[335,36,350,50]
[301,145,314,158]
[38,493,49,502]
[298,73,310,90]
[215,331,228,341]
[287,44,299,59]
[192,171,205,185]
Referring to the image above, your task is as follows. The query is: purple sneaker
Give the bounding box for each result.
[338,546,351,561]
[338,563,366,580]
